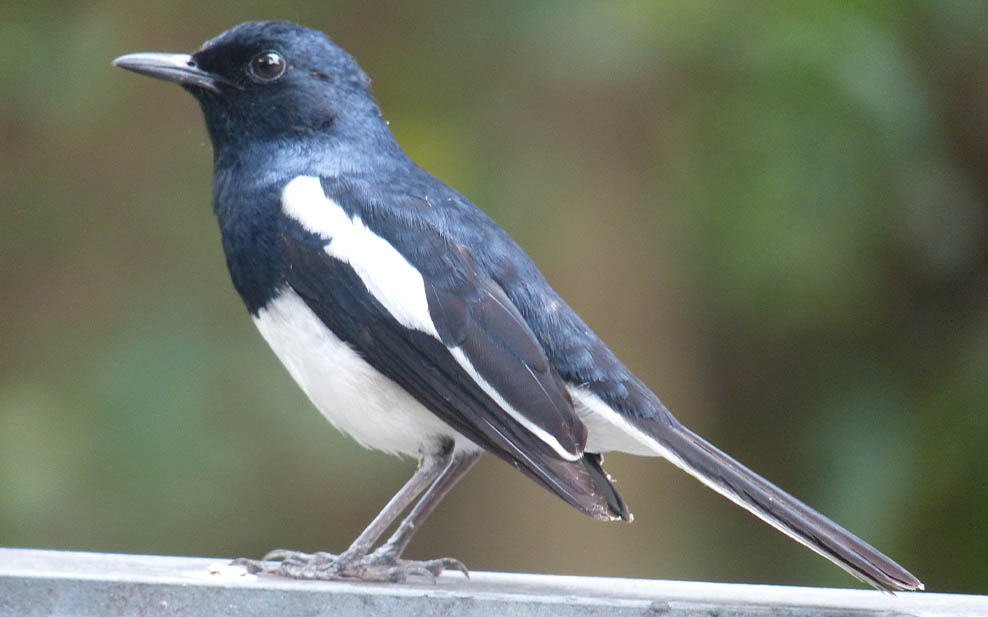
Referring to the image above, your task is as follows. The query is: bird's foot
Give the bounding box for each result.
[232,547,469,583]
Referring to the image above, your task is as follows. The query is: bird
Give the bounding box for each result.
[112,21,922,591]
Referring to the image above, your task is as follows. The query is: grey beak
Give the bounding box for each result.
[112,52,229,93]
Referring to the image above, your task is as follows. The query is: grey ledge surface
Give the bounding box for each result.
[1,548,985,617]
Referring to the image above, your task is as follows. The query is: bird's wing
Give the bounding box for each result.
[277,175,628,520]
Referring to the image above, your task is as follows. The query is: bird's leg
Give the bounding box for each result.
[368,451,481,563]
[352,449,481,581]
[233,440,452,578]
[333,444,456,565]
[234,441,478,582]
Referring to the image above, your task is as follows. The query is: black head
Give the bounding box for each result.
[114,22,392,154]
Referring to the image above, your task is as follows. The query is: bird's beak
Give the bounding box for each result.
[112,52,233,93]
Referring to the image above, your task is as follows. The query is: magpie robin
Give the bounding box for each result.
[113,21,921,590]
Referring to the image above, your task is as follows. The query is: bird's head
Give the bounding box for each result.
[114,21,388,154]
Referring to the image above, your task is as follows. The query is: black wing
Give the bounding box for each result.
[280,206,627,521]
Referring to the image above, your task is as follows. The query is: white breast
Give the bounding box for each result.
[253,288,475,457]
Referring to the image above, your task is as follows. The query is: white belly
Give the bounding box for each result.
[252,288,476,457]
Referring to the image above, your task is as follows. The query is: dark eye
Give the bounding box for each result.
[249,50,286,81]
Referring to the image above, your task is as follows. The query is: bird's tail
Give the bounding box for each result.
[638,419,922,592]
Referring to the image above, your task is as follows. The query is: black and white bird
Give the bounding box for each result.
[113,21,921,590]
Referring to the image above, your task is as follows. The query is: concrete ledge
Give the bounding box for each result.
[1,548,984,616]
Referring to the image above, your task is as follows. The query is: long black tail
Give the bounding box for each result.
[640,419,922,592]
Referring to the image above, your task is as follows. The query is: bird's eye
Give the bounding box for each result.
[249,51,287,81]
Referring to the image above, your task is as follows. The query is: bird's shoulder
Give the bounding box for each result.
[302,174,554,369]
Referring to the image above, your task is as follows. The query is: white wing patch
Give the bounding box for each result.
[281,175,439,338]
[281,175,581,462]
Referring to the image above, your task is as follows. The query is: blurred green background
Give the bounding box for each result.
[2,1,986,594]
